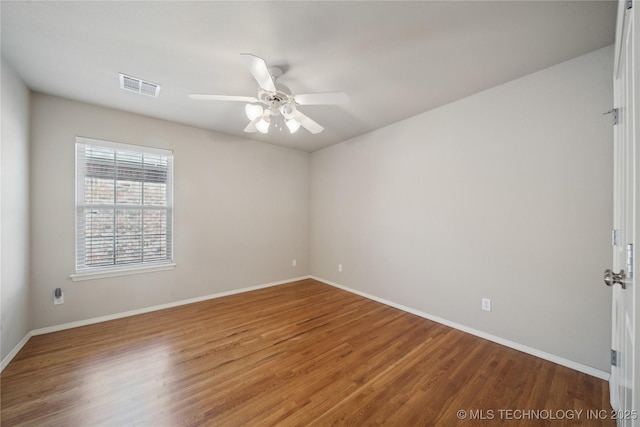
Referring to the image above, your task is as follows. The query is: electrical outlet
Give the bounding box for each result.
[481,298,491,312]
[338,264,343,272]
[54,293,64,305]
[292,259,297,267]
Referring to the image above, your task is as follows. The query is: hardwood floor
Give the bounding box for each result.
[1,279,613,426]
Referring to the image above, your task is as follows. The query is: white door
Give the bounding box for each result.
[608,0,637,425]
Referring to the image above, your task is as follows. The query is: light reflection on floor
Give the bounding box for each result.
[76,338,177,426]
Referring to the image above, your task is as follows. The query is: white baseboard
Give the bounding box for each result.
[1,332,32,372]
[3,274,610,382]
[31,275,311,336]
[1,275,311,372]
[311,275,610,381]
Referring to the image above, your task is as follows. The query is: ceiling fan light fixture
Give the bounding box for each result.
[286,118,301,134]
[256,115,271,134]
[245,103,263,121]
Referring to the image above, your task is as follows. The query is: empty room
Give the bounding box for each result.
[1,0,638,425]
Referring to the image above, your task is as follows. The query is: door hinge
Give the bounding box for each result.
[627,0,632,10]
[604,108,619,125]
[627,243,634,278]
[612,229,620,246]
[611,349,618,367]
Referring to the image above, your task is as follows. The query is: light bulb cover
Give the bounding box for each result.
[256,115,271,134]
[245,104,263,121]
[279,103,297,120]
[285,118,301,133]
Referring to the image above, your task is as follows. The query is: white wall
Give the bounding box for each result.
[310,46,614,371]
[30,93,309,329]
[1,58,31,361]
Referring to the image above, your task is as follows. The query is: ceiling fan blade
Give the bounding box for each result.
[189,94,258,102]
[294,111,324,134]
[294,92,349,106]
[244,117,259,133]
[241,53,277,93]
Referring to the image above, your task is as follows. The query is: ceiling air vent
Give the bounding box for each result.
[119,73,160,97]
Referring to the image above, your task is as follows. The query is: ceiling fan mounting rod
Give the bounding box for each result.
[269,66,283,82]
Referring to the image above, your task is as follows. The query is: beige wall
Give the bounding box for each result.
[29,94,310,329]
[1,58,31,361]
[310,46,614,371]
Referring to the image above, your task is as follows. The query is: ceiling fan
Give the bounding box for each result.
[189,54,349,135]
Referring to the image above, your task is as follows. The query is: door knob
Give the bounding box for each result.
[604,269,626,289]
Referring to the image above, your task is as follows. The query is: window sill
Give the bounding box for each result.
[70,263,176,282]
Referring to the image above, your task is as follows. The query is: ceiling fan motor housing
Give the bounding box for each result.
[258,86,296,117]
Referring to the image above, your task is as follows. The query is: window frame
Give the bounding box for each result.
[70,137,175,281]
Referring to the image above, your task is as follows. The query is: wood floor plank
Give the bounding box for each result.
[1,279,613,426]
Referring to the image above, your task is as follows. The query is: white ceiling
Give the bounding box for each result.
[1,1,616,152]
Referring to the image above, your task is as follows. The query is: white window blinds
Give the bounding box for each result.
[75,137,173,272]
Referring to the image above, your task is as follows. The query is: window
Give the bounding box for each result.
[73,137,174,280]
